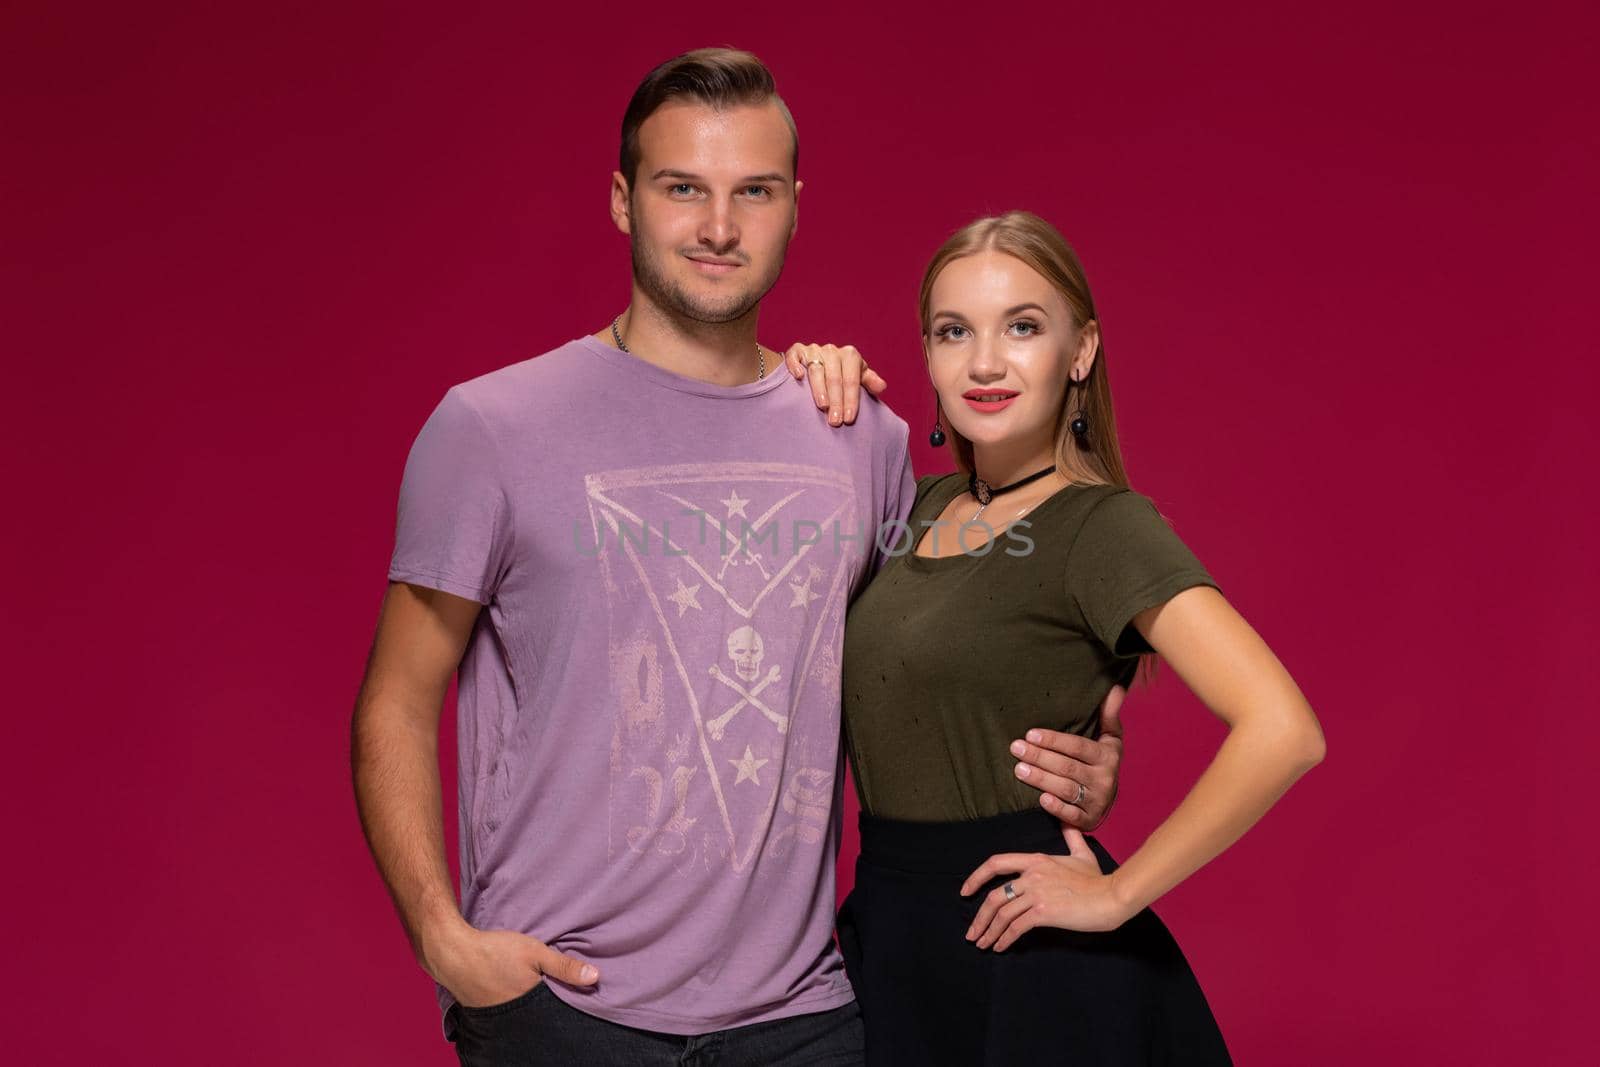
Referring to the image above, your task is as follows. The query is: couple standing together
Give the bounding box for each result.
[352,47,1325,1066]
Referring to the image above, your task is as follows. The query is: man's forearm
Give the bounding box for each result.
[351,697,467,973]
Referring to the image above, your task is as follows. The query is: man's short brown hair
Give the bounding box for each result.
[619,47,799,187]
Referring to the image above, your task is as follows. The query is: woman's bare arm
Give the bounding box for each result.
[962,586,1325,945]
[1100,586,1325,914]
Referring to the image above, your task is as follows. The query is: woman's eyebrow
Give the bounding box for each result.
[930,303,1049,321]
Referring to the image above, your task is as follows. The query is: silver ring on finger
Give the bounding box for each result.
[1073,781,1087,807]
[1003,881,1019,903]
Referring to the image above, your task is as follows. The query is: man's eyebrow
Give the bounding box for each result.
[648,169,791,185]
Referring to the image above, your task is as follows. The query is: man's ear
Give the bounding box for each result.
[610,171,632,235]
[790,179,803,239]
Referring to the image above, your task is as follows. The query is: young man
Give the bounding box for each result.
[352,48,1124,1065]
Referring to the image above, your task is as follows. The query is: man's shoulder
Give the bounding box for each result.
[756,376,908,461]
[444,337,597,423]
[842,392,911,457]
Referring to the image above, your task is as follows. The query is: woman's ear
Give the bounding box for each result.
[1070,320,1101,381]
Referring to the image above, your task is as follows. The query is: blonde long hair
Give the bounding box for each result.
[918,211,1130,490]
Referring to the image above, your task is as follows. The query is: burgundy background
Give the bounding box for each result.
[4,2,1594,1063]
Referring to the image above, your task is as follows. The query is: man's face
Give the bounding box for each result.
[614,100,801,324]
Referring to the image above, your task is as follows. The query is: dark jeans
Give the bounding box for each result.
[448,982,863,1066]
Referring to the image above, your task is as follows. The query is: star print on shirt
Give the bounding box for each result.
[721,489,750,519]
[788,563,824,608]
[667,576,702,617]
[728,746,770,786]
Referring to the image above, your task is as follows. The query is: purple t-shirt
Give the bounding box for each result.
[388,336,914,1037]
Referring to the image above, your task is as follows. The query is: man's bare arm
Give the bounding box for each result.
[351,582,597,1005]
[352,582,480,965]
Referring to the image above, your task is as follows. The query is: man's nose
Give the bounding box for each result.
[698,199,740,253]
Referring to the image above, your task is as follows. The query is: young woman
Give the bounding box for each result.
[836,211,1325,1064]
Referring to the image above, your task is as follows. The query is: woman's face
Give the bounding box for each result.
[924,251,1093,460]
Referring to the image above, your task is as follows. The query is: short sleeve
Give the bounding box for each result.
[387,387,512,605]
[869,424,916,575]
[1065,490,1218,657]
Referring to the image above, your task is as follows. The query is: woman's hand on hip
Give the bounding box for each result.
[959,826,1134,950]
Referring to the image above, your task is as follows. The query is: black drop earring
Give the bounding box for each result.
[1068,376,1089,441]
[929,403,947,447]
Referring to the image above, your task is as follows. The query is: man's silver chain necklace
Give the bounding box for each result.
[611,316,765,381]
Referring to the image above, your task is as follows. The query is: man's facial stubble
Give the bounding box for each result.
[627,187,791,326]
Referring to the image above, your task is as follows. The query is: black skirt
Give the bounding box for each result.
[837,809,1232,1066]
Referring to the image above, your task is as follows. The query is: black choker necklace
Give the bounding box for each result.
[967,465,1057,523]
[969,465,1056,507]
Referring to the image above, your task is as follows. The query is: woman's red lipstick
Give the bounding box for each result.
[962,389,1018,414]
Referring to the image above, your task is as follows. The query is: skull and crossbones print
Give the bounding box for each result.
[707,625,788,738]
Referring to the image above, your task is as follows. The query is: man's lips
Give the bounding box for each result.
[963,389,1018,413]
[686,254,743,275]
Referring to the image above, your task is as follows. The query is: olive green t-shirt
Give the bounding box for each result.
[841,472,1219,822]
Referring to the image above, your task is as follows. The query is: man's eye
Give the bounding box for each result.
[670,183,695,196]
[744,186,770,198]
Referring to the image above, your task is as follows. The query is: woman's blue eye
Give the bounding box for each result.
[938,324,968,340]
[1010,321,1039,336]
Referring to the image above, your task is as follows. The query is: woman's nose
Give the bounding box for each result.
[967,339,1006,381]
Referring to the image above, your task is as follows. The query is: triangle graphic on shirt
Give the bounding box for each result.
[585,460,861,875]
[585,463,852,618]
